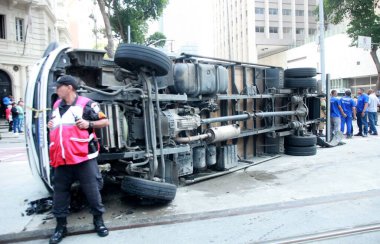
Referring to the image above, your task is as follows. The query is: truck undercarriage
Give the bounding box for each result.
[25,44,321,203]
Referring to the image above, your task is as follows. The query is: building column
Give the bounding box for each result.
[19,65,27,100]
[12,66,23,100]
[304,0,309,42]
[278,0,283,39]
[291,0,296,44]
[265,0,270,39]
[247,0,258,62]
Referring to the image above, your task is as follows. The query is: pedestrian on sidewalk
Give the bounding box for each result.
[376,91,380,125]
[330,90,345,134]
[2,94,13,119]
[47,75,110,244]
[355,88,369,137]
[367,89,379,135]
[5,104,12,132]
[340,90,356,139]
[318,96,326,136]
[17,101,24,132]
[11,102,21,134]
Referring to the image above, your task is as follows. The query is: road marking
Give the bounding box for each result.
[0,153,25,162]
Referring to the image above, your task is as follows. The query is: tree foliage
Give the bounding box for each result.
[324,0,380,89]
[105,0,168,44]
[96,0,114,58]
[324,0,380,45]
[146,32,166,47]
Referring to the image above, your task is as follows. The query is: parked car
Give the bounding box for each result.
[25,43,320,203]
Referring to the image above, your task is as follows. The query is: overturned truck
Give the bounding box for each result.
[25,44,321,203]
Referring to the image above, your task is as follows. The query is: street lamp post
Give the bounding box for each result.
[319,0,326,94]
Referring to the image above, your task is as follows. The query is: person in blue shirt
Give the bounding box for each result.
[2,94,12,118]
[340,90,356,138]
[355,88,369,137]
[330,90,345,134]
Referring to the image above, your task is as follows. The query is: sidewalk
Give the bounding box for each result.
[0,119,25,141]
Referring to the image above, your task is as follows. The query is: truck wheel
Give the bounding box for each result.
[285,134,317,147]
[284,77,317,89]
[114,44,172,76]
[285,145,317,156]
[284,68,317,78]
[121,176,177,202]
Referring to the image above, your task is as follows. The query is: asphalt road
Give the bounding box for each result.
[1,121,380,243]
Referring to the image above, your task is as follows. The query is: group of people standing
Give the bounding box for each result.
[2,95,24,134]
[326,88,380,138]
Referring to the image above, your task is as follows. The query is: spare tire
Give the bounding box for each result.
[284,77,317,89]
[121,176,177,202]
[284,68,317,78]
[285,145,317,156]
[285,134,317,147]
[114,44,172,76]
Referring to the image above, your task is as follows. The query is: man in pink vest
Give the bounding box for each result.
[47,75,109,244]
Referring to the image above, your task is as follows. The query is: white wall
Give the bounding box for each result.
[262,33,378,80]
[258,51,287,67]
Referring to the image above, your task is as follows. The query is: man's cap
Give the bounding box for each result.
[56,75,79,90]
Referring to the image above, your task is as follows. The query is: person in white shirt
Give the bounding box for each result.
[367,89,379,135]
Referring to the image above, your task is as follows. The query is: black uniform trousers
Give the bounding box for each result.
[52,158,105,218]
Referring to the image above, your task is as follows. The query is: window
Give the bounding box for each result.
[0,15,5,39]
[282,9,291,15]
[308,28,316,35]
[283,27,292,33]
[255,26,264,33]
[296,28,304,34]
[269,26,278,33]
[48,27,51,43]
[295,10,304,16]
[308,10,315,17]
[255,7,264,14]
[269,8,278,15]
[15,18,24,41]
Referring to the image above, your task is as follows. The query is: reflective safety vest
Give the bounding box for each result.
[49,96,98,167]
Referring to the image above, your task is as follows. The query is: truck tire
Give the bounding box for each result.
[114,44,172,76]
[285,134,317,147]
[284,68,317,78]
[121,176,177,202]
[285,145,317,156]
[284,77,317,89]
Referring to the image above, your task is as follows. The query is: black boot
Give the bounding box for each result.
[49,217,67,244]
[93,215,109,237]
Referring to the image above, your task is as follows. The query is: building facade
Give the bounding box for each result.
[213,0,318,62]
[66,0,108,50]
[0,0,70,108]
[259,23,379,94]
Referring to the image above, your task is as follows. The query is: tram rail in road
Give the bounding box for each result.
[263,223,380,243]
[4,188,380,243]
